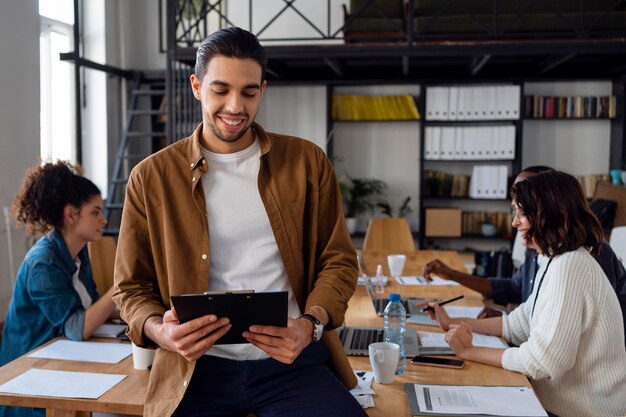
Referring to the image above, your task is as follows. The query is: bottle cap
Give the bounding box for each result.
[376,264,384,275]
[389,293,401,301]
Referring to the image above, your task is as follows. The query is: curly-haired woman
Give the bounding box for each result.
[0,161,118,417]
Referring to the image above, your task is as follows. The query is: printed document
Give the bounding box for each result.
[408,384,547,416]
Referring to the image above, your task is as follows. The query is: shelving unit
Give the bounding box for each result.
[328,84,422,235]
[419,83,524,251]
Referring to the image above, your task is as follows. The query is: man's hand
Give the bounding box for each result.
[423,259,455,282]
[146,307,232,362]
[445,322,474,359]
[242,317,314,364]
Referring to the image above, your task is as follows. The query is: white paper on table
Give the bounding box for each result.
[418,331,507,349]
[444,306,483,318]
[0,369,126,399]
[351,370,375,408]
[92,323,127,338]
[413,384,547,416]
[351,370,375,395]
[395,276,460,286]
[28,340,131,363]
[353,393,375,408]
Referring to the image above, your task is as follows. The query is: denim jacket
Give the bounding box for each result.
[0,230,99,367]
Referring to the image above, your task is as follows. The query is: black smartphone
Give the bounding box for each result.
[411,356,465,369]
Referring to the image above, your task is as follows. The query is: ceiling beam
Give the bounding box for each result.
[536,54,576,74]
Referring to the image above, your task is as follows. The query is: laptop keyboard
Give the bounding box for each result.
[348,328,384,351]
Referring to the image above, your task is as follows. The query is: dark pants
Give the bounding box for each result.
[172,343,367,417]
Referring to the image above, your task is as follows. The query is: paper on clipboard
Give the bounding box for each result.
[170,291,288,344]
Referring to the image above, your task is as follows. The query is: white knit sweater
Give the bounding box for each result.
[501,247,626,417]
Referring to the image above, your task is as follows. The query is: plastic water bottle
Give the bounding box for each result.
[375,264,385,294]
[384,293,406,375]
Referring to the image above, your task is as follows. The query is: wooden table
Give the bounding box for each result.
[0,339,146,416]
[350,250,531,417]
[0,250,528,417]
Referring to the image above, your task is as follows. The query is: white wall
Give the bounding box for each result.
[116,0,165,70]
[0,0,41,319]
[256,85,328,150]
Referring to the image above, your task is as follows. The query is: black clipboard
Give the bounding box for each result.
[170,291,288,344]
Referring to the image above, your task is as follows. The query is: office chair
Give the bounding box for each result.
[362,217,416,252]
[609,226,626,268]
[88,236,117,296]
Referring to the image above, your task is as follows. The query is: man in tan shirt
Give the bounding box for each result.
[113,27,365,417]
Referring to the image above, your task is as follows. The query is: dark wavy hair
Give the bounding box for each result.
[12,161,101,233]
[510,170,603,257]
[195,27,267,82]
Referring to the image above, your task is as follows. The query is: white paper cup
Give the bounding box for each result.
[368,342,399,384]
[387,254,407,277]
[131,342,156,370]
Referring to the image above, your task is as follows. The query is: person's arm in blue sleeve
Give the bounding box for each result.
[27,261,86,340]
[489,254,534,305]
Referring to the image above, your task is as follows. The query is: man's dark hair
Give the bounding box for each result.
[195,27,267,82]
[511,170,603,257]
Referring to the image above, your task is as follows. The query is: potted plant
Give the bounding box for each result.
[377,196,413,218]
[340,176,387,233]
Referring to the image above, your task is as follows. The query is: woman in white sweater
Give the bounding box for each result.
[426,170,626,417]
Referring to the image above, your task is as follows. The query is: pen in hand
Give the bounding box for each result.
[420,295,464,313]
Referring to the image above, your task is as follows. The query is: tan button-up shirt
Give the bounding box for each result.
[113,122,358,417]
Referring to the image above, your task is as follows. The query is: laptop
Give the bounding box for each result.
[365,282,435,318]
[337,326,454,357]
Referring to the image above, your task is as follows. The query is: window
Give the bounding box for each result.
[39,0,75,163]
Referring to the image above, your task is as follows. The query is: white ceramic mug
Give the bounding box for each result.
[368,342,399,384]
[131,342,156,370]
[387,254,407,277]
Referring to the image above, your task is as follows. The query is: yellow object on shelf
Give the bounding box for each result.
[332,95,420,121]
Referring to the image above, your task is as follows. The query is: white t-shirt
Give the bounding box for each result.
[201,137,301,360]
[72,258,92,309]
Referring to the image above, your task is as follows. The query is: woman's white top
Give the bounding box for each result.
[501,247,626,417]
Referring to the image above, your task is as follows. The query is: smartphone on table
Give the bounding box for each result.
[411,356,465,369]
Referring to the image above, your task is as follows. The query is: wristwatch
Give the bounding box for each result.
[298,313,324,342]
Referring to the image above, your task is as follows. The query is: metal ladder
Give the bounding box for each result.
[104,72,166,235]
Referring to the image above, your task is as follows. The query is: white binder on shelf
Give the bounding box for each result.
[453,127,463,160]
[469,165,483,199]
[503,126,516,159]
[491,126,502,160]
[457,87,467,120]
[448,87,459,121]
[503,85,521,120]
[495,86,508,120]
[431,127,442,160]
[427,87,449,120]
[497,165,509,198]
[462,86,474,120]
[440,127,456,160]
[424,127,432,160]
[474,86,489,120]
[487,86,497,119]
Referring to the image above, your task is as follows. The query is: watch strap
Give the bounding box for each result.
[298,313,323,342]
